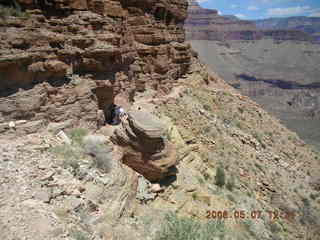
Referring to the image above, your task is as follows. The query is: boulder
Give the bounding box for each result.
[112,110,178,181]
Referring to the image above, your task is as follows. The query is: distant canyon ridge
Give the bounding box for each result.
[185,0,320,150]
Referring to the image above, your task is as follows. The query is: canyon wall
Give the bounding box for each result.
[185,1,320,150]
[185,0,314,41]
[0,0,192,131]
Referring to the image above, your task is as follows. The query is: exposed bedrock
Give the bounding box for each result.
[111,110,177,181]
[0,0,192,128]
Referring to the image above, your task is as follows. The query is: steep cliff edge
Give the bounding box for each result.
[185,1,320,150]
[0,1,320,240]
[0,0,191,131]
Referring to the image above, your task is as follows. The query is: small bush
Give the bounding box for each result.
[70,229,90,240]
[83,135,113,173]
[49,145,81,175]
[191,192,198,201]
[226,194,236,202]
[155,212,225,240]
[49,145,81,163]
[310,193,319,200]
[226,176,235,191]
[253,132,263,143]
[196,176,205,185]
[0,4,29,18]
[92,147,112,173]
[50,131,112,174]
[203,172,211,181]
[69,128,89,145]
[215,166,226,188]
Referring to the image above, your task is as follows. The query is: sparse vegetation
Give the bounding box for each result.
[0,3,29,18]
[70,229,90,240]
[215,166,226,188]
[203,104,211,111]
[234,120,243,129]
[253,132,263,145]
[192,192,198,201]
[270,222,283,233]
[155,212,225,240]
[203,171,211,181]
[310,193,319,200]
[196,175,205,185]
[69,128,89,145]
[242,219,258,238]
[226,176,235,191]
[91,144,112,173]
[49,131,112,174]
[83,135,112,173]
[48,145,81,175]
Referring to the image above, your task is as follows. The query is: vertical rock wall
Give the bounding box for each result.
[0,0,191,129]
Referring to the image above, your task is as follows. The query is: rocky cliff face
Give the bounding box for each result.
[185,0,258,41]
[0,0,191,131]
[255,16,320,41]
[185,1,320,150]
[185,0,314,41]
[1,1,320,240]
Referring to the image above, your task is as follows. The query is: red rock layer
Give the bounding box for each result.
[0,0,191,129]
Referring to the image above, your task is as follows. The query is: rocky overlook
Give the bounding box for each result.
[0,1,320,240]
[0,0,191,131]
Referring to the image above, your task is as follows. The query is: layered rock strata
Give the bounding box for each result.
[185,0,314,41]
[111,110,177,181]
[0,0,191,130]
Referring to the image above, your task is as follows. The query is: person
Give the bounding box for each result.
[111,105,126,125]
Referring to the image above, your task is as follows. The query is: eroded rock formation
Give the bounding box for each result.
[112,110,177,181]
[0,0,191,130]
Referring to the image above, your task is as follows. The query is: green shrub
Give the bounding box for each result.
[49,145,81,162]
[49,131,112,174]
[226,194,236,202]
[310,193,319,200]
[196,176,205,185]
[0,4,29,18]
[69,128,89,145]
[215,166,226,188]
[253,132,263,145]
[70,229,90,240]
[155,212,225,240]
[91,145,112,173]
[48,145,81,175]
[226,176,235,191]
[192,192,198,201]
[83,135,112,173]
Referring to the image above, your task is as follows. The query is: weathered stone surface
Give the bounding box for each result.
[112,110,177,181]
[128,110,166,139]
[0,0,192,130]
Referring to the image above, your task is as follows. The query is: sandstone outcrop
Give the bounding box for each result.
[0,0,191,129]
[111,110,177,181]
